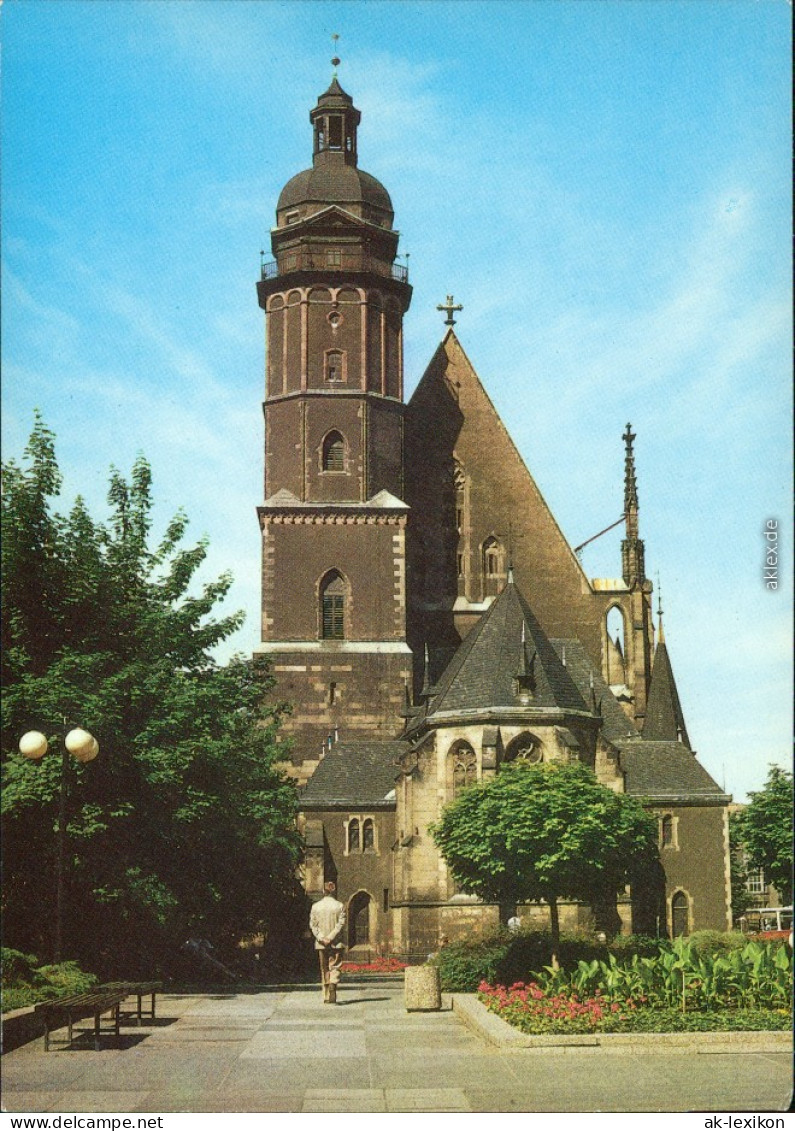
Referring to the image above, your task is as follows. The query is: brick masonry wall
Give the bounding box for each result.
[657,805,732,932]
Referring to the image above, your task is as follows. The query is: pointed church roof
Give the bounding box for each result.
[410,581,591,730]
[643,636,691,747]
[317,77,355,106]
[404,329,607,661]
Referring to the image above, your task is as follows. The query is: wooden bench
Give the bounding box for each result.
[35,990,127,1051]
[97,981,163,1025]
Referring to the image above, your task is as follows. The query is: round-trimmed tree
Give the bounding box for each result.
[430,760,659,964]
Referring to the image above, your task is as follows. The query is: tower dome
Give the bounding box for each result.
[275,80,394,228]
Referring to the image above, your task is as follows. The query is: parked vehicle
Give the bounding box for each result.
[739,906,792,940]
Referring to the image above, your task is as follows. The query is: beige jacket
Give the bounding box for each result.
[310,894,346,950]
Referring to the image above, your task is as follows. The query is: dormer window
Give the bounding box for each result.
[286,211,300,225]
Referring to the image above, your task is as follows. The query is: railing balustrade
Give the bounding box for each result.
[260,254,408,284]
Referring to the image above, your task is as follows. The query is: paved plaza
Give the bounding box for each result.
[2,980,792,1114]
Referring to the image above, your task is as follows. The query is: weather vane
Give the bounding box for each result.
[331,32,341,76]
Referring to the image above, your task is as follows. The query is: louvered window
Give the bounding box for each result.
[322,430,345,468]
[321,572,346,639]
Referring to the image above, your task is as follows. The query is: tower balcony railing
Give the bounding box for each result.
[260,254,408,284]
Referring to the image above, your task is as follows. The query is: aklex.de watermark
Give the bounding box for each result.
[763,519,779,590]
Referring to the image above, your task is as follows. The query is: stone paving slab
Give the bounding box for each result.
[217,1057,374,1094]
[3,984,793,1114]
[385,1087,472,1112]
[303,1088,386,1112]
[240,1029,367,1058]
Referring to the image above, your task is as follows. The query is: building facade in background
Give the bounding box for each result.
[254,79,731,956]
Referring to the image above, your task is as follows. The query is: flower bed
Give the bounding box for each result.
[341,957,408,974]
[477,980,793,1034]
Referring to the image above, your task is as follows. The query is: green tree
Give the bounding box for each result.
[729,811,753,924]
[737,766,793,906]
[430,761,659,965]
[2,414,301,977]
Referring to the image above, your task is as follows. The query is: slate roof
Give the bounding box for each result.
[316,78,355,107]
[300,740,406,808]
[407,582,592,733]
[278,165,393,216]
[549,638,641,744]
[618,739,728,802]
[643,640,691,747]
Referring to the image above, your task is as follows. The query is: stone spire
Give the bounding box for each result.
[656,577,666,645]
[621,423,646,586]
[420,643,433,701]
[643,623,691,747]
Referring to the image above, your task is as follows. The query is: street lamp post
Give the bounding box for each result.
[19,725,99,963]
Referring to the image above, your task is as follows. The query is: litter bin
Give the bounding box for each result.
[404,964,442,1011]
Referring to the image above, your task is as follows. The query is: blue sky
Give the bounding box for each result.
[2,0,791,802]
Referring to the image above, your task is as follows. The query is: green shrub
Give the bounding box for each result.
[37,961,97,996]
[687,930,747,955]
[1,952,97,1012]
[495,931,609,984]
[433,930,669,990]
[432,935,510,992]
[608,934,665,958]
[1,948,43,987]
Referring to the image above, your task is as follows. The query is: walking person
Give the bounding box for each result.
[310,881,346,1003]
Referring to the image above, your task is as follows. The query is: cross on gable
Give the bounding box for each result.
[437,294,463,326]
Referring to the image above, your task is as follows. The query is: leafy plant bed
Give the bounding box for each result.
[341,957,407,974]
[478,980,793,1035]
[477,981,792,1035]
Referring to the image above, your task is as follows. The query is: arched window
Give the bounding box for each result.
[605,606,627,687]
[660,814,673,847]
[504,732,541,764]
[449,740,477,796]
[671,891,689,937]
[347,818,360,853]
[484,537,501,577]
[362,818,375,853]
[320,571,346,639]
[322,430,345,470]
[325,350,344,383]
[349,891,371,947]
[482,536,504,595]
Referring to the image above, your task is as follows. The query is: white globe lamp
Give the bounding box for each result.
[19,731,49,760]
[65,728,95,760]
[73,736,99,763]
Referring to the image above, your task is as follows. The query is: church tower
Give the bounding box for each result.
[255,78,413,781]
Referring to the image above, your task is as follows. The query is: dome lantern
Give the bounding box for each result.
[310,78,361,167]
